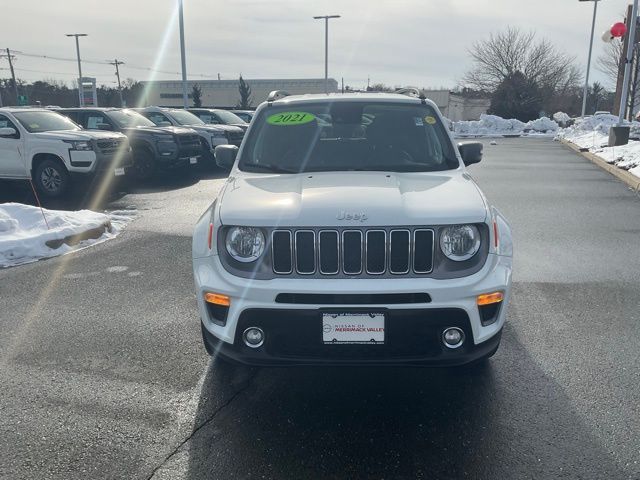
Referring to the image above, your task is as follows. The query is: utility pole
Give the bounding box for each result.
[579,0,600,118]
[1,49,19,104]
[313,15,340,94]
[618,0,639,125]
[66,33,88,107]
[178,0,189,108]
[110,59,125,107]
[614,5,634,116]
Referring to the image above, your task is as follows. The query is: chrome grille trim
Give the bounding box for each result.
[342,230,363,275]
[295,230,316,275]
[389,229,411,274]
[413,229,435,274]
[271,230,293,274]
[271,227,436,277]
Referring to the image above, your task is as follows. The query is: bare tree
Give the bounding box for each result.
[597,39,640,118]
[463,27,582,112]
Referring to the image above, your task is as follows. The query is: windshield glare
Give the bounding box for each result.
[14,110,80,133]
[239,102,458,173]
[169,110,204,125]
[109,109,156,128]
[214,109,246,124]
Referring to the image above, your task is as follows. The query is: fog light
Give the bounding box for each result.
[442,327,465,349]
[243,327,264,348]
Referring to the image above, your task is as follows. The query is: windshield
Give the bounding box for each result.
[239,102,458,173]
[169,110,204,125]
[109,109,156,128]
[13,110,80,133]
[214,109,246,124]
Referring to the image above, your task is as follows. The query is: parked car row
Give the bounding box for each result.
[0,105,250,198]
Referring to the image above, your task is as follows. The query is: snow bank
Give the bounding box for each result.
[553,112,571,126]
[0,203,135,268]
[454,114,558,137]
[556,116,640,180]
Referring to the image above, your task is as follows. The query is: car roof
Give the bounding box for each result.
[59,107,125,112]
[0,107,61,113]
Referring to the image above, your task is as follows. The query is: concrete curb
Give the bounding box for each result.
[560,138,640,192]
[45,221,112,250]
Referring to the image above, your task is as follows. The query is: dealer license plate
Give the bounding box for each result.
[322,313,385,344]
[190,156,198,164]
[114,167,125,176]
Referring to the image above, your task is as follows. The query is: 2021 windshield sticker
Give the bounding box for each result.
[267,112,315,126]
[425,116,437,125]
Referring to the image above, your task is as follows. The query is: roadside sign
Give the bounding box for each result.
[17,95,28,106]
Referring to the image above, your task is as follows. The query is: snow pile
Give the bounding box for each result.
[454,114,558,137]
[0,203,135,267]
[557,116,640,180]
[553,112,571,127]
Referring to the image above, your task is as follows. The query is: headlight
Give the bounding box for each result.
[65,140,92,151]
[225,227,265,262]
[440,225,480,261]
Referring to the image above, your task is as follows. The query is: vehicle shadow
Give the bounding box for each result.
[181,325,627,480]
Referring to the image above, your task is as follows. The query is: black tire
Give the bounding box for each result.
[33,158,70,198]
[132,148,157,180]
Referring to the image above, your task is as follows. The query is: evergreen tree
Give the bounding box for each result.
[237,75,252,109]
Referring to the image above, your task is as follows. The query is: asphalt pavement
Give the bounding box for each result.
[1,137,639,479]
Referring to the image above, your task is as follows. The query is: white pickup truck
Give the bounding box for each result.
[0,107,133,198]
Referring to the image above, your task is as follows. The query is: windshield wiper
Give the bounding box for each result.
[243,163,300,174]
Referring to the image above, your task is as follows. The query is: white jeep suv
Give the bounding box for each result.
[192,92,513,366]
[0,107,132,198]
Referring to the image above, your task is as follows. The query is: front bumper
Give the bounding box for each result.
[193,252,512,366]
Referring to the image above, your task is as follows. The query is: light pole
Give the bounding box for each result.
[579,0,600,118]
[110,59,125,107]
[313,15,340,94]
[66,33,88,107]
[178,0,189,109]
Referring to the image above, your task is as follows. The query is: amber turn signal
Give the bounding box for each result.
[204,292,230,307]
[477,291,504,306]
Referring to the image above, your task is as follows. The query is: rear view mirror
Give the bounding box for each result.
[458,141,483,166]
[0,127,17,138]
[215,144,239,170]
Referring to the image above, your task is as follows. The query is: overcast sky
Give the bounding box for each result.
[1,0,631,90]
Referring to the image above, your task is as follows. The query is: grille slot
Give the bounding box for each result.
[413,229,435,273]
[342,230,363,275]
[389,230,410,274]
[272,231,293,274]
[319,231,339,274]
[272,227,435,277]
[96,138,125,154]
[295,231,316,274]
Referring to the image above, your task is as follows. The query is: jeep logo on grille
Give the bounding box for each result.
[336,211,368,222]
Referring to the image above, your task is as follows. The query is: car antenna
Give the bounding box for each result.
[267,90,290,106]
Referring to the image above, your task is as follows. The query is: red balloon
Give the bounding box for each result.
[611,22,627,38]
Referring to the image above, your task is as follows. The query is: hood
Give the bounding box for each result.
[209,124,244,133]
[219,171,488,227]
[32,130,126,141]
[186,124,227,134]
[124,125,196,136]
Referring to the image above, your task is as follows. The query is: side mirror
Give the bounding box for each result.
[458,141,483,166]
[215,144,238,170]
[0,127,17,138]
[158,121,172,127]
[96,123,113,131]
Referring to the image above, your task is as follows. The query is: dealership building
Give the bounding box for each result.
[139,78,339,108]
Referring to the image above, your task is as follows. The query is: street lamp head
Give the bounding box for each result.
[65,33,88,37]
[313,15,341,19]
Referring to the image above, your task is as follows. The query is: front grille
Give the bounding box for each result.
[226,130,244,146]
[176,134,202,156]
[272,228,434,276]
[96,138,126,155]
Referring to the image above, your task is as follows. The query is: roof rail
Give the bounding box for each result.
[267,90,290,102]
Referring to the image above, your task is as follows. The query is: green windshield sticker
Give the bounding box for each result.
[424,116,437,125]
[267,112,315,126]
